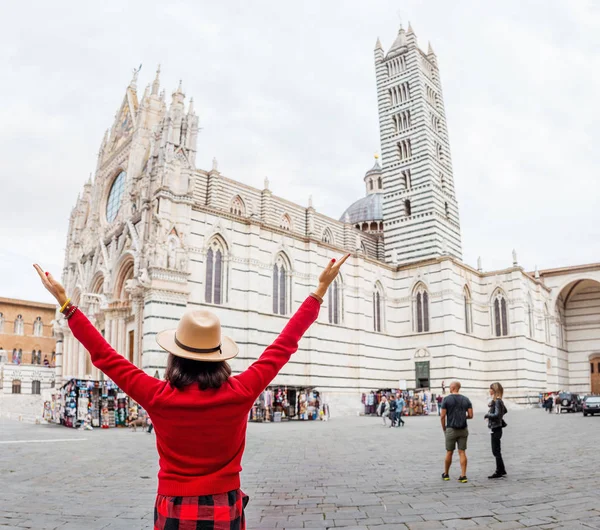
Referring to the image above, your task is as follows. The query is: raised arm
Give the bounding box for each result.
[33,264,165,410]
[234,254,349,399]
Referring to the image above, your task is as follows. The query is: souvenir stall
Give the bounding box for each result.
[59,378,133,428]
[249,386,322,422]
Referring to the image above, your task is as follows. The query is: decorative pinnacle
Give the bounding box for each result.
[264,176,270,190]
[428,41,435,55]
[151,65,161,95]
[176,79,183,94]
[188,97,195,115]
[407,22,414,35]
[308,195,313,208]
[375,37,383,50]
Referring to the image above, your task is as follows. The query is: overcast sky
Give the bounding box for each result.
[1,0,598,304]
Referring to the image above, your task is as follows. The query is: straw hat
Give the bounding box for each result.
[156,309,239,362]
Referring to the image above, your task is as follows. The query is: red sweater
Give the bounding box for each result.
[69,295,320,496]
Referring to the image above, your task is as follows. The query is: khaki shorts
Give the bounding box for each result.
[445,427,469,452]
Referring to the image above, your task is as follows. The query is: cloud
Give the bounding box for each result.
[0,0,598,302]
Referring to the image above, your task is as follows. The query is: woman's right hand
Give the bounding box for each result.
[33,264,69,307]
[314,254,350,299]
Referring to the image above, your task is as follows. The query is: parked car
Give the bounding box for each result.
[559,392,582,413]
[583,396,600,416]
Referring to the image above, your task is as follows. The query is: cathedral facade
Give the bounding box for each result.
[56,25,600,414]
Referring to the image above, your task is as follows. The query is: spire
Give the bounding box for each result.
[407,22,414,34]
[176,79,184,95]
[375,37,383,50]
[428,41,435,55]
[388,26,407,54]
[143,83,150,100]
[188,97,195,115]
[151,65,161,96]
[129,64,142,90]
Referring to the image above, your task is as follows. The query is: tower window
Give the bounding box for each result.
[445,202,449,218]
[205,237,227,305]
[389,82,410,106]
[398,139,412,161]
[436,142,443,161]
[402,169,412,189]
[405,199,412,217]
[387,55,406,77]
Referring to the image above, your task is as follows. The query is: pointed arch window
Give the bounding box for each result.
[280,214,292,231]
[272,254,291,315]
[373,283,384,332]
[414,284,430,333]
[464,286,473,334]
[33,317,43,337]
[205,238,227,305]
[14,315,24,335]
[230,195,246,216]
[405,199,412,217]
[321,228,334,245]
[492,290,509,337]
[328,277,343,325]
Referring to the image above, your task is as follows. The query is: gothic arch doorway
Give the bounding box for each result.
[557,279,600,393]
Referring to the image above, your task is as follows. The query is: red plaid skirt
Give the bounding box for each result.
[154,489,248,530]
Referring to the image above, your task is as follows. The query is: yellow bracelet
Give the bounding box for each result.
[60,298,71,313]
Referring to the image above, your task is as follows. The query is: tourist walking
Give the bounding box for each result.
[379,396,390,426]
[436,394,443,416]
[34,255,349,529]
[396,393,405,427]
[485,382,508,479]
[440,381,473,483]
[388,395,397,427]
[554,393,561,414]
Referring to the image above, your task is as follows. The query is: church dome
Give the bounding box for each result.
[340,192,383,224]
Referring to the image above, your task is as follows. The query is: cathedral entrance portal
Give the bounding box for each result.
[415,361,430,389]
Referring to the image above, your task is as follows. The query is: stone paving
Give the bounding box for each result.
[0,409,599,529]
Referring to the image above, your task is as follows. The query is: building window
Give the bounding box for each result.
[12,348,22,364]
[373,284,384,332]
[14,314,24,335]
[106,170,126,223]
[398,139,412,161]
[33,317,43,337]
[378,177,382,189]
[321,228,334,245]
[229,195,246,216]
[393,110,411,132]
[12,380,21,394]
[280,214,292,231]
[386,55,406,76]
[414,283,430,333]
[272,254,291,316]
[464,286,472,334]
[32,380,41,395]
[402,169,412,189]
[205,237,227,305]
[0,312,4,333]
[369,179,374,191]
[404,199,412,217]
[436,142,443,161]
[426,85,437,107]
[445,202,449,218]
[328,277,343,325]
[492,290,509,337]
[389,81,410,106]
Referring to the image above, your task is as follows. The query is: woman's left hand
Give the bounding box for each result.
[33,264,68,306]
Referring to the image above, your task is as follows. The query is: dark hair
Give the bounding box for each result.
[165,354,231,390]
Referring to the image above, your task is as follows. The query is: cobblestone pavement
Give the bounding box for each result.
[0,409,599,529]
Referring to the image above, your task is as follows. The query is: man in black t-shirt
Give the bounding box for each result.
[440,381,473,483]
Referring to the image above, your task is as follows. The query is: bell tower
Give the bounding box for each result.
[375,24,462,264]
